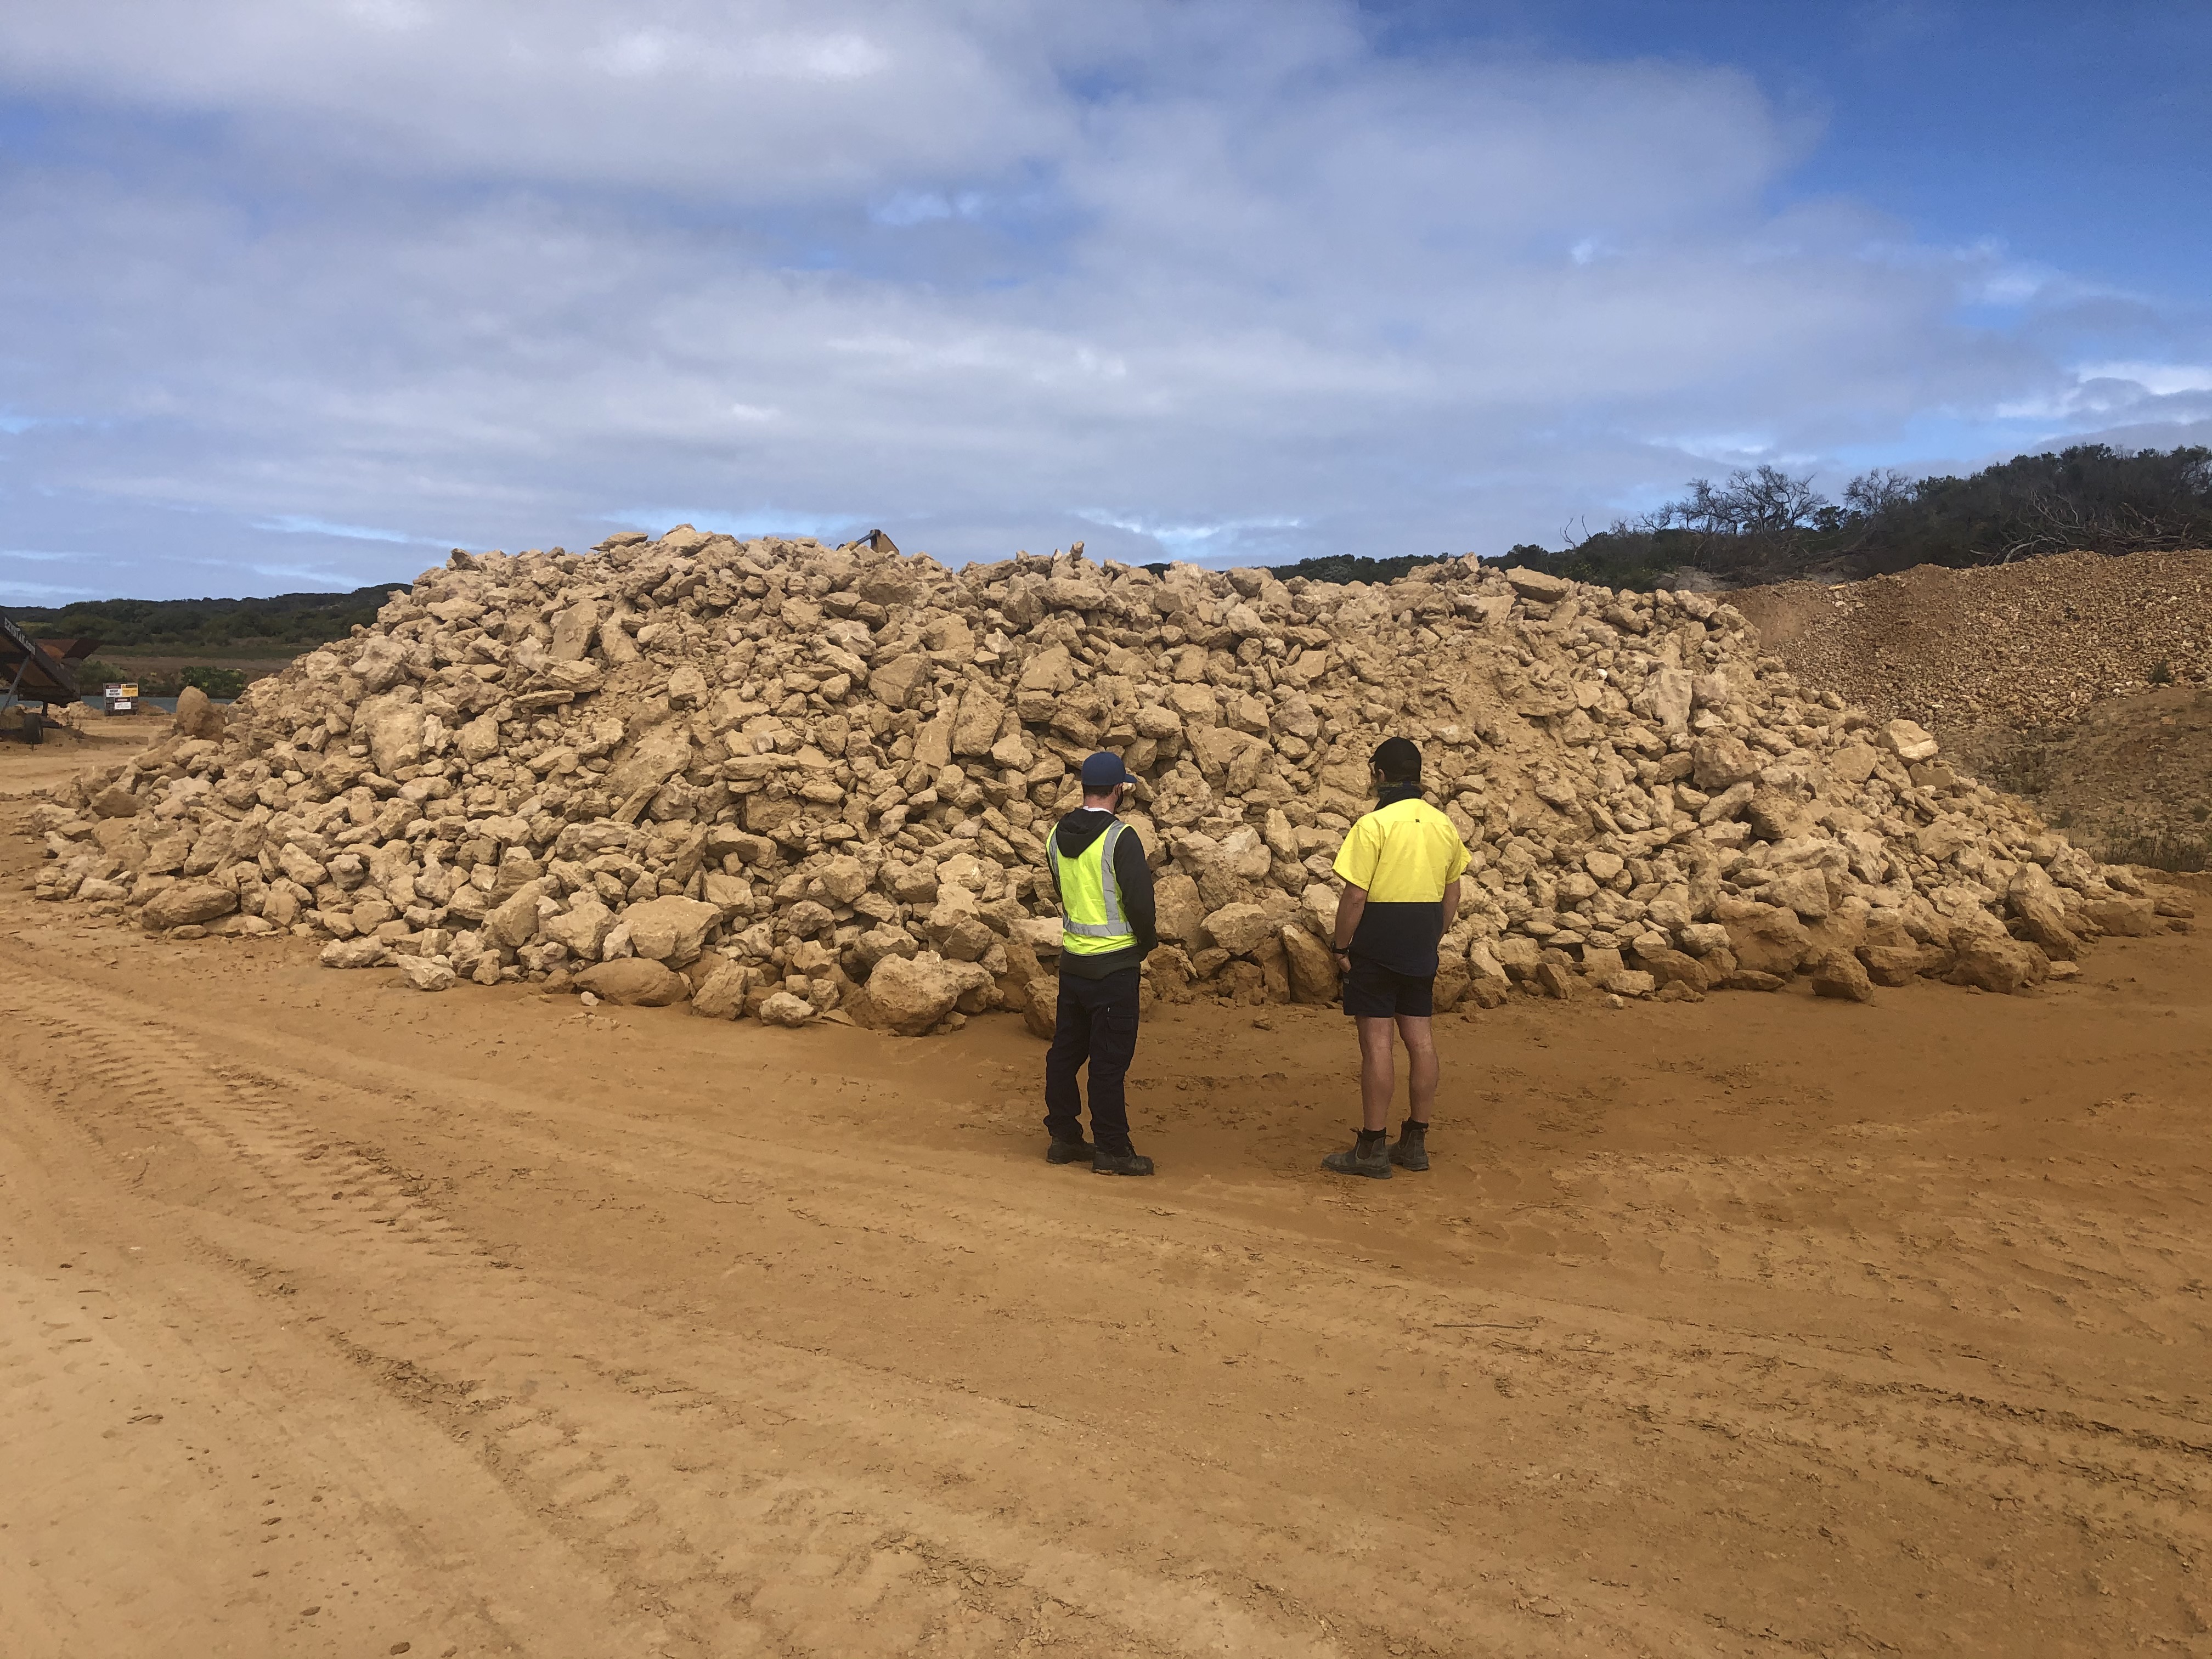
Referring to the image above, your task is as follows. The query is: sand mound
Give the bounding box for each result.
[26,528,2177,1026]
[1735,550,2212,857]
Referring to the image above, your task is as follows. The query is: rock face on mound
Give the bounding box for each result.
[26,527,2172,1030]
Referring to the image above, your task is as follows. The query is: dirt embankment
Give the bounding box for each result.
[1736,550,2212,859]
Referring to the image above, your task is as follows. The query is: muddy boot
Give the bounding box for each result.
[1091,1148,1155,1176]
[1322,1129,1392,1180]
[1389,1119,1430,1172]
[1046,1135,1094,1165]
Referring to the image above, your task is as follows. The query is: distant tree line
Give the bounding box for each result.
[1489,445,2212,590]
[9,584,399,653]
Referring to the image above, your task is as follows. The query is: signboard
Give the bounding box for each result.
[104,682,137,714]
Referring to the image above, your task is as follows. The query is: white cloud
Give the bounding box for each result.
[2078,362,2212,397]
[0,1,2199,596]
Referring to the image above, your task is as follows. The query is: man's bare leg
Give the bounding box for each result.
[1357,1016,1398,1131]
[1397,1014,1437,1123]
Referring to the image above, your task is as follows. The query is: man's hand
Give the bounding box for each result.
[1333,882,1367,967]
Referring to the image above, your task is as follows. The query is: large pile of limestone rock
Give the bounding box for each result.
[28,526,2181,1034]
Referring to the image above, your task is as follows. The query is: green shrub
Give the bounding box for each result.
[180,665,249,700]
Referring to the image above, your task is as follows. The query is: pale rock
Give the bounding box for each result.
[1201,903,1277,956]
[1878,719,1940,763]
[624,894,721,965]
[1808,949,1874,1003]
[399,956,458,991]
[142,881,239,931]
[819,855,870,905]
[607,723,696,800]
[574,958,690,1005]
[1946,933,2049,995]
[1762,867,1831,921]
[455,714,509,768]
[1723,906,1813,977]
[173,684,225,739]
[1279,926,1339,1003]
[1691,733,1761,792]
[1153,872,1206,944]
[865,951,994,1036]
[759,991,817,1028]
[1504,567,1573,601]
[483,880,546,950]
[320,937,393,968]
[545,895,615,960]
[689,961,753,1019]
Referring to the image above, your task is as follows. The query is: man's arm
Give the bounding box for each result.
[1331,883,1367,956]
[1114,829,1158,954]
[1441,877,1462,933]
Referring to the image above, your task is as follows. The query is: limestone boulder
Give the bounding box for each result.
[624,895,722,966]
[142,881,239,931]
[320,937,392,968]
[482,881,546,950]
[1946,931,2049,995]
[758,991,817,1028]
[357,696,425,775]
[1808,950,1874,1003]
[398,956,458,992]
[2083,898,2159,938]
[1201,902,1276,957]
[172,684,225,739]
[575,958,690,1006]
[1724,906,1813,977]
[1857,944,1928,987]
[1878,718,1940,763]
[1691,733,1761,792]
[1153,871,1206,945]
[545,896,615,962]
[1279,926,1339,1003]
[2006,871,2081,960]
[865,951,994,1036]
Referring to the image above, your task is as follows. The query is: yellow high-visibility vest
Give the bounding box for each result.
[1049,820,1138,957]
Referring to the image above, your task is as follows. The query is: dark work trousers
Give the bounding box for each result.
[1042,967,1142,1156]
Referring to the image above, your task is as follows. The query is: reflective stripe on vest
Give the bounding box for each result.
[1049,819,1138,956]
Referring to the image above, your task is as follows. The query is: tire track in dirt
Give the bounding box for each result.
[8,957,2209,1656]
[55,982,2212,1565]
[4,986,1689,1657]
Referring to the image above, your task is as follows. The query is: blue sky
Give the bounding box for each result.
[1,1,2206,601]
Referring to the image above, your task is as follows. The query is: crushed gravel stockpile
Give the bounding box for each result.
[1736,550,2212,852]
[26,529,2182,1025]
[1733,549,2212,732]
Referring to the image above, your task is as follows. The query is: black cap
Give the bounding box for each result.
[1371,737,1422,782]
[1080,751,1137,791]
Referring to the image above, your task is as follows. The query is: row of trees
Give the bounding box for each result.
[1497,445,2212,590]
[12,584,396,653]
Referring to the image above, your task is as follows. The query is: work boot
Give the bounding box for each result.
[1322,1130,1392,1180]
[1091,1149,1155,1176]
[1389,1119,1430,1172]
[1046,1135,1093,1165]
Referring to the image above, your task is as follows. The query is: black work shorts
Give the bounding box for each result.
[1342,955,1435,1019]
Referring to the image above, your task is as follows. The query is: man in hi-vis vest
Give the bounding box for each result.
[1042,752,1159,1175]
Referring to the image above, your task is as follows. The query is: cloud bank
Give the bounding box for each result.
[1,1,2205,598]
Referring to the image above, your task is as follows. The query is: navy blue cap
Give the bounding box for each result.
[1080,751,1137,791]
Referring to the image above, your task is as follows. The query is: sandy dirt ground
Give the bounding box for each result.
[3,749,2210,1656]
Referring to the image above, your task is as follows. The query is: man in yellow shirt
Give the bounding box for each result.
[1323,737,1468,1180]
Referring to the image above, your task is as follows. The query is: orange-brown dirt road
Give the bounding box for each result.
[3,790,2209,1655]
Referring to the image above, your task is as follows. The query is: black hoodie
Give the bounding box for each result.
[1047,808,1158,977]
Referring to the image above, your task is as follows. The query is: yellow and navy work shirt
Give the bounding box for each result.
[1331,788,1471,977]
